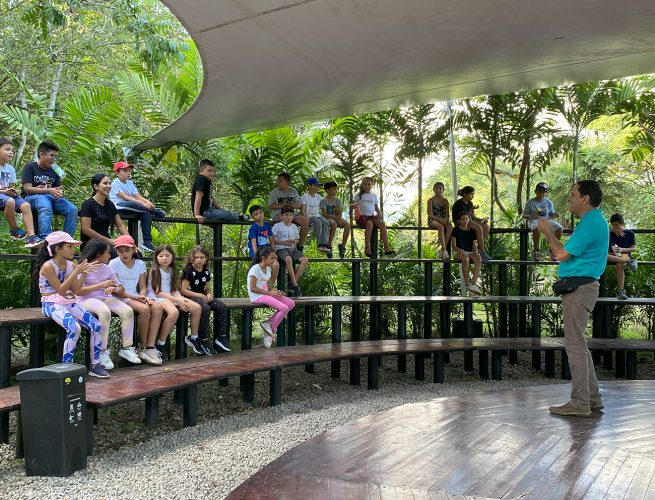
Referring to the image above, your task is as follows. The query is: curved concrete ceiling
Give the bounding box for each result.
[138,0,655,149]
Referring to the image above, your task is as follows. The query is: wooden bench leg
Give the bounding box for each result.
[602,350,613,371]
[479,350,489,379]
[532,350,541,372]
[87,407,95,457]
[433,351,445,384]
[349,358,360,386]
[562,351,571,380]
[0,326,10,391]
[241,374,255,403]
[492,351,502,381]
[464,351,473,372]
[626,351,637,380]
[183,385,198,427]
[415,353,425,381]
[367,356,379,390]
[615,350,626,378]
[15,409,23,459]
[304,306,315,374]
[270,368,282,406]
[545,351,555,378]
[397,303,407,373]
[0,413,7,445]
[145,395,160,426]
[331,305,341,379]
[29,324,45,368]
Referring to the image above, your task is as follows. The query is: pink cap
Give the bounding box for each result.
[114,234,136,248]
[45,231,81,255]
[113,161,134,173]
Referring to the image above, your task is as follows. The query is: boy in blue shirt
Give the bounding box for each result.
[247,205,279,284]
[0,138,43,247]
[110,161,166,253]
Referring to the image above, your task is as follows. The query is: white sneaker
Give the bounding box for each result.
[99,350,114,370]
[260,320,273,336]
[138,348,162,365]
[263,333,274,348]
[145,348,163,365]
[118,347,142,364]
[442,250,449,259]
[467,284,482,295]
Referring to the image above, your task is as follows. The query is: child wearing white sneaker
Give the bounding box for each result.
[110,235,171,362]
[77,238,144,368]
[248,247,296,348]
[147,244,205,357]
[452,212,483,296]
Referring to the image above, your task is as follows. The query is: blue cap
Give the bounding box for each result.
[307,177,322,186]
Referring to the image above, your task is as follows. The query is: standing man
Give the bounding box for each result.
[538,180,608,417]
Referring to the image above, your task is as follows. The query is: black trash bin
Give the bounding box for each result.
[17,363,88,476]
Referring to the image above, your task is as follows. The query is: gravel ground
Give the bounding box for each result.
[0,351,653,500]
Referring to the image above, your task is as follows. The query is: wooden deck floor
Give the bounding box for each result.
[228,380,655,499]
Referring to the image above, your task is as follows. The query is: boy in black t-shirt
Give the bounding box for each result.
[21,141,78,238]
[452,212,483,296]
[607,213,637,300]
[191,159,244,223]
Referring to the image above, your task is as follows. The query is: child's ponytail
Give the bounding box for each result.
[32,243,63,281]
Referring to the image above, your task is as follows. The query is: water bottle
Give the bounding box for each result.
[52,163,65,179]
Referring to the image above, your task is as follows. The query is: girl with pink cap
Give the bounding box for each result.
[33,231,109,378]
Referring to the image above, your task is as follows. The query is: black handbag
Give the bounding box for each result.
[552,276,596,295]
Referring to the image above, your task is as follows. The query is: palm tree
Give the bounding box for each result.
[392,105,449,257]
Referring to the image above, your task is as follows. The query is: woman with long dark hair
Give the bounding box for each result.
[79,173,129,256]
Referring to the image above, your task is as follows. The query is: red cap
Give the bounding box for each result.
[114,234,136,248]
[113,161,134,173]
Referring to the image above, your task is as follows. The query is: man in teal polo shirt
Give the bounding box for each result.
[538,180,608,417]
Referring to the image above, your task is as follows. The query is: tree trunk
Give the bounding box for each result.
[15,67,28,167]
[516,134,531,213]
[447,102,458,200]
[47,62,64,118]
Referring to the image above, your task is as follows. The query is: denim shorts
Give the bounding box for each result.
[0,193,27,211]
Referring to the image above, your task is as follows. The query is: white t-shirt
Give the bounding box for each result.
[0,164,17,189]
[272,222,300,250]
[109,257,146,296]
[110,179,139,205]
[300,192,322,218]
[147,268,173,298]
[354,192,378,216]
[247,264,271,301]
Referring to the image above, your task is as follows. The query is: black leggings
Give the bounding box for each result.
[189,297,228,340]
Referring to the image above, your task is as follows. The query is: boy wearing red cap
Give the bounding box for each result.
[110,161,166,253]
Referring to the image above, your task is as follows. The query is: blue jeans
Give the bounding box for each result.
[115,200,165,246]
[203,207,239,221]
[26,194,78,238]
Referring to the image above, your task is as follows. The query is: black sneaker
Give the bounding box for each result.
[200,338,214,356]
[155,343,168,361]
[184,335,204,355]
[293,285,302,298]
[338,244,345,259]
[214,335,232,353]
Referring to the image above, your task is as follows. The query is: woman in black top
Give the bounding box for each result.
[451,186,491,261]
[80,174,129,255]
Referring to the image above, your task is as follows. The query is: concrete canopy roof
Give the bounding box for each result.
[138,0,655,149]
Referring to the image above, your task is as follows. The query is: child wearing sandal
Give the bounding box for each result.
[147,244,207,356]
[452,212,483,296]
[77,238,144,368]
[247,247,295,348]
[180,245,231,354]
[34,231,108,378]
[352,177,395,258]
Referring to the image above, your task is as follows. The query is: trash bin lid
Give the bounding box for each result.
[17,363,87,381]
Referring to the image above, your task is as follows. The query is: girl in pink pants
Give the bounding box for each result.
[248,247,295,348]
